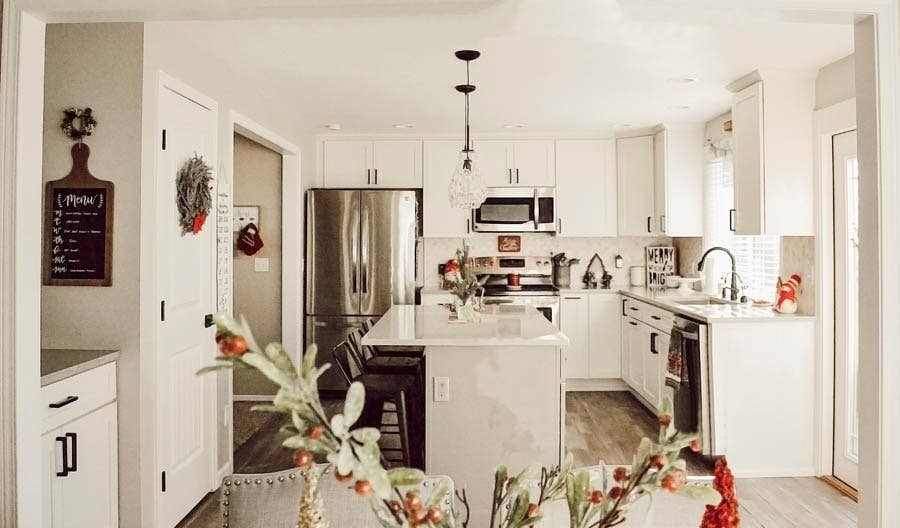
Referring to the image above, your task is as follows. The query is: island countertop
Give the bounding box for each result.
[41,348,120,386]
[362,304,569,347]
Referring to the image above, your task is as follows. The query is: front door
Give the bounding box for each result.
[156,77,219,526]
[833,129,859,489]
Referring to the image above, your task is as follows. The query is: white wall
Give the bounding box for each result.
[815,54,855,110]
[41,22,144,528]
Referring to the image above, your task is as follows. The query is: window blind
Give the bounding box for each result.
[702,154,780,302]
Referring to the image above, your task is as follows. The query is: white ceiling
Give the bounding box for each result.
[40,0,854,136]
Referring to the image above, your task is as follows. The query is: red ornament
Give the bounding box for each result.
[690,439,702,452]
[334,469,353,483]
[526,503,540,518]
[426,508,444,523]
[307,425,324,440]
[658,414,672,428]
[405,492,423,512]
[292,450,313,468]
[613,467,628,482]
[651,454,668,470]
[220,335,248,357]
[608,486,623,500]
[588,490,604,504]
[191,212,207,234]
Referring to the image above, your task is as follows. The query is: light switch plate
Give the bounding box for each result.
[254,258,269,272]
[434,377,450,402]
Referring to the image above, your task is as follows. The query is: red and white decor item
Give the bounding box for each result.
[774,274,802,314]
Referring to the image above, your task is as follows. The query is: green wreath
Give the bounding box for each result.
[177,154,214,235]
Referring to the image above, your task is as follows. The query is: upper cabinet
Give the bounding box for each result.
[616,135,655,235]
[323,140,422,188]
[423,140,470,238]
[475,139,555,187]
[656,126,705,237]
[555,139,617,236]
[728,70,815,235]
[617,128,703,237]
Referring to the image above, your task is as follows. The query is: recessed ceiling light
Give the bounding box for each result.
[503,123,527,129]
[667,76,700,84]
[668,105,691,111]
[323,123,342,131]
[392,124,415,129]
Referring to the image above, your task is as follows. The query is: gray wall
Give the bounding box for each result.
[232,133,282,396]
[41,22,144,528]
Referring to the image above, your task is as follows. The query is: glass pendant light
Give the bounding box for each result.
[448,50,487,210]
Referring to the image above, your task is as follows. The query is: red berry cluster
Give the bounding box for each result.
[386,492,446,525]
[700,459,739,528]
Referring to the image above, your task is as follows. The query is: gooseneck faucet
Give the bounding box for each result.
[697,246,742,301]
[582,253,613,290]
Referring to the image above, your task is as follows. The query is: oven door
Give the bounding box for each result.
[472,187,556,232]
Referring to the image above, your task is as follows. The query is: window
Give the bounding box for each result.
[703,153,780,302]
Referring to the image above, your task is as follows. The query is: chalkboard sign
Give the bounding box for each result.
[43,144,114,286]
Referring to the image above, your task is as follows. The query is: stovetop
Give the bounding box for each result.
[481,284,559,297]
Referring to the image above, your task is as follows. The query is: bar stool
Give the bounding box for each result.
[347,329,421,376]
[332,341,420,468]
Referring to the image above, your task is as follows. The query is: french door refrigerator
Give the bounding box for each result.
[305,189,420,389]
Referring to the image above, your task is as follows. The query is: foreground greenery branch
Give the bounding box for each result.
[199,313,720,528]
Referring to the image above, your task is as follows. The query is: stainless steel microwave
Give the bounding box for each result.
[472,187,556,233]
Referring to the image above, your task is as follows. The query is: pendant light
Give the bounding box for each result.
[448,50,487,210]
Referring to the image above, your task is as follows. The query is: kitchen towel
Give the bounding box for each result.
[666,327,688,387]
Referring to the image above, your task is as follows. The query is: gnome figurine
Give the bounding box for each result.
[774,274,802,314]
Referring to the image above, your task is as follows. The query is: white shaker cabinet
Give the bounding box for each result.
[423,140,470,238]
[655,126,704,237]
[475,140,555,187]
[42,362,119,528]
[616,135,655,235]
[642,326,668,410]
[555,139,617,237]
[561,294,590,379]
[323,139,423,188]
[728,71,815,235]
[621,316,644,390]
[588,294,623,378]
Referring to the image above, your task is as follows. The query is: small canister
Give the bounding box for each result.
[629,266,646,287]
[507,273,521,287]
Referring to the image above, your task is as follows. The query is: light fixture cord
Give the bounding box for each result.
[464,59,470,157]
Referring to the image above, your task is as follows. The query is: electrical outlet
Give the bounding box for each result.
[434,377,450,402]
[254,258,269,272]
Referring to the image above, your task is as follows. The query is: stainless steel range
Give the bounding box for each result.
[471,256,559,326]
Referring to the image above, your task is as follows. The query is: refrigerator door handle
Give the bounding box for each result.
[361,209,369,295]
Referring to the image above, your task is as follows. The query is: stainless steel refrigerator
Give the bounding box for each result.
[305,189,420,389]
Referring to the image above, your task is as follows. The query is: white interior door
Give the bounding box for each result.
[833,129,859,489]
[156,78,219,526]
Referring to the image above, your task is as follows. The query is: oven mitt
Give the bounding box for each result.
[237,222,264,256]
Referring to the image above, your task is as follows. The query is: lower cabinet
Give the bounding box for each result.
[42,363,119,528]
[561,293,622,380]
[621,314,669,412]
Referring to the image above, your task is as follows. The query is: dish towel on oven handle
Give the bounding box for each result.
[666,326,688,387]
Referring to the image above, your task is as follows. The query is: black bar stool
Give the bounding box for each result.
[347,329,421,376]
[332,341,421,468]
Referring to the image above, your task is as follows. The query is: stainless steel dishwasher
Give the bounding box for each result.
[670,315,715,457]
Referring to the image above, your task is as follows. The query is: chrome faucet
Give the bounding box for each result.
[697,246,742,301]
[582,253,613,290]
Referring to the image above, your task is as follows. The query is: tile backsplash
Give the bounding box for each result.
[422,234,672,290]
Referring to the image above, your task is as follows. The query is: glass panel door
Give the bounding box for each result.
[833,129,859,489]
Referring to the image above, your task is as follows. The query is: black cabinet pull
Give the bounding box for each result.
[630,306,639,312]
[647,216,652,233]
[629,321,638,326]
[650,332,659,354]
[55,436,69,477]
[367,169,371,185]
[516,168,520,184]
[651,315,662,321]
[621,299,627,316]
[66,432,77,473]
[729,208,736,232]
[204,313,215,328]
[374,168,378,185]
[49,395,79,409]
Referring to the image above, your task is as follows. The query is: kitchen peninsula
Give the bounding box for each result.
[363,304,569,525]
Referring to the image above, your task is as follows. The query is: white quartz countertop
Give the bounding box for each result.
[362,305,570,347]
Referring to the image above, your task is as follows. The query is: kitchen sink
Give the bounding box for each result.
[671,297,730,306]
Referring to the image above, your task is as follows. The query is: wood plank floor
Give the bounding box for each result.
[179,391,857,527]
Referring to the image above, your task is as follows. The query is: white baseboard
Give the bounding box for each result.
[564,378,628,391]
[215,461,233,487]
[232,394,276,402]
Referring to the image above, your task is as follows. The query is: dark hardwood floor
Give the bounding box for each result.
[178,391,857,528]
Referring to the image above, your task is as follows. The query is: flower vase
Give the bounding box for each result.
[455,297,481,323]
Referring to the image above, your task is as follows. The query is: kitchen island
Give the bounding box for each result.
[363,304,569,525]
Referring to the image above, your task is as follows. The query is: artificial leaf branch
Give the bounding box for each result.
[199,314,720,528]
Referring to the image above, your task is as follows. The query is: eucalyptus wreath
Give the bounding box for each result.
[176,154,214,235]
[61,107,97,141]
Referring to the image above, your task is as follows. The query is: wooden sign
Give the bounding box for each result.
[498,235,521,253]
[43,144,114,286]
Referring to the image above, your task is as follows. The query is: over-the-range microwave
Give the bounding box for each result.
[472,187,556,233]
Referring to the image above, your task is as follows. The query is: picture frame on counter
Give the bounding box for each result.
[498,235,521,253]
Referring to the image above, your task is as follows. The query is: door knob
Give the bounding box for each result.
[204,314,215,328]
